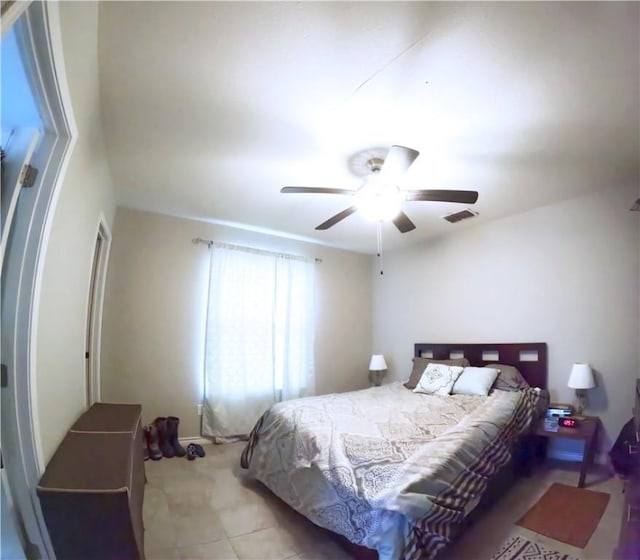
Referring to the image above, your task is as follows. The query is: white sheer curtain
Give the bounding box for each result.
[202,244,315,439]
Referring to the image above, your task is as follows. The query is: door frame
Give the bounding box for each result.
[0,127,41,266]
[1,1,77,557]
[1,1,31,35]
[85,217,111,406]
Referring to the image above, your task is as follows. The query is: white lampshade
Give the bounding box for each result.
[567,363,595,389]
[369,354,387,371]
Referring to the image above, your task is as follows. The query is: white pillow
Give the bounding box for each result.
[413,363,464,396]
[451,367,500,396]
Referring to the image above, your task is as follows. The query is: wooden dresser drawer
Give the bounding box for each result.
[624,476,640,500]
[616,508,640,559]
[616,474,640,560]
[629,440,640,473]
[634,380,640,434]
[615,381,640,560]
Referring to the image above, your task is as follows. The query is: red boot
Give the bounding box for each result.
[144,424,163,461]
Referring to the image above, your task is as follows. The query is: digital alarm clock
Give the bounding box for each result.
[558,417,580,428]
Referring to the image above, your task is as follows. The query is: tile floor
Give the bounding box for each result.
[143,443,623,559]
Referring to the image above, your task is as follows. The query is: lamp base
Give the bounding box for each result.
[572,389,587,416]
[369,370,386,387]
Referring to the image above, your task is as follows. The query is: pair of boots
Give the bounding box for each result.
[143,416,185,460]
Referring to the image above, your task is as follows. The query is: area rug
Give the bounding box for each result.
[490,535,579,560]
[516,482,610,548]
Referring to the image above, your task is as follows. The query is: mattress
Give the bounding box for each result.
[241,382,537,560]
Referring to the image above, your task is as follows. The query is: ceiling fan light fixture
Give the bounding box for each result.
[281,145,477,233]
[355,179,402,222]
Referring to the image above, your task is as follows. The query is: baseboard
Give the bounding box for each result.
[178,436,211,445]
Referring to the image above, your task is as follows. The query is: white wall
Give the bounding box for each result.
[100,208,372,438]
[372,185,640,451]
[35,1,116,464]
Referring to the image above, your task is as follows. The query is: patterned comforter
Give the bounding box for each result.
[241,382,537,559]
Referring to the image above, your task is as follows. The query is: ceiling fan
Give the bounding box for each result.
[281,145,479,233]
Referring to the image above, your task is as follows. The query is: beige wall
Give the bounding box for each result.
[101,208,372,438]
[372,185,640,451]
[35,1,116,464]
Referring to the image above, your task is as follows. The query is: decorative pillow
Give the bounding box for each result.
[413,363,464,396]
[486,363,530,391]
[451,367,500,396]
[404,357,470,389]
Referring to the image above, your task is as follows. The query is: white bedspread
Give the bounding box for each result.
[242,382,536,559]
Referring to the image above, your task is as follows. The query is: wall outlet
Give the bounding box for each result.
[197,404,203,416]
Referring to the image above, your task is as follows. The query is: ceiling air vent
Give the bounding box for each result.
[631,198,640,212]
[442,208,478,224]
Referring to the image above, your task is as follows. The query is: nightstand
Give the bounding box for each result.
[532,415,599,488]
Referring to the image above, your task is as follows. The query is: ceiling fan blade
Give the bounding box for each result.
[392,211,416,233]
[405,189,479,204]
[281,186,355,195]
[315,206,357,230]
[379,145,420,178]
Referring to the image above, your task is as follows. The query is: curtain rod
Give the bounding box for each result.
[192,238,322,263]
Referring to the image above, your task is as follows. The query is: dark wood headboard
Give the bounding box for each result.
[414,342,547,389]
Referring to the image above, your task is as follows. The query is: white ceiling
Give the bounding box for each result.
[98,2,639,254]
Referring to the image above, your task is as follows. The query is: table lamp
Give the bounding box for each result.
[567,362,595,415]
[369,354,387,386]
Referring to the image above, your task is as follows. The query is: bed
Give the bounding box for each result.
[241,342,548,560]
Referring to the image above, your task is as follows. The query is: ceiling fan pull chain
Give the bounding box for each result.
[376,221,384,275]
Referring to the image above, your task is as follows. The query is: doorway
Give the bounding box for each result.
[85,221,111,407]
[1,20,45,560]
[1,2,78,558]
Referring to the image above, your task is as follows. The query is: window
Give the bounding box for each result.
[201,243,315,439]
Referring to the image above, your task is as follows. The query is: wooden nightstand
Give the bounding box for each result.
[532,415,599,488]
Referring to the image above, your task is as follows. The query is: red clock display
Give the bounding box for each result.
[558,417,580,428]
